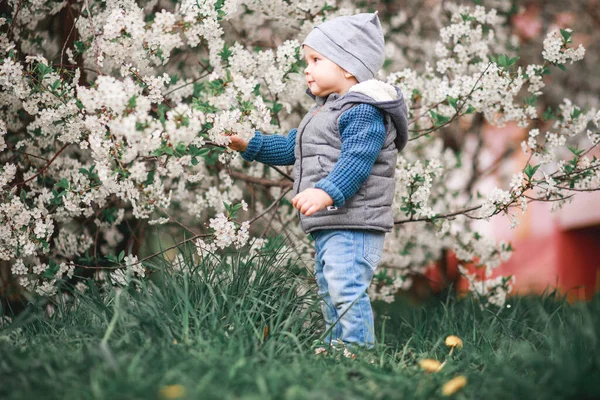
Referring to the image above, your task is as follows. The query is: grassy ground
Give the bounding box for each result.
[1,244,599,400]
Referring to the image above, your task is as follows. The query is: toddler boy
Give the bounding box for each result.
[227,11,408,349]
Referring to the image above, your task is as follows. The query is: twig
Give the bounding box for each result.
[59,1,79,70]
[228,169,293,188]
[268,165,294,182]
[249,188,292,224]
[394,205,482,224]
[6,0,24,42]
[72,233,211,270]
[11,143,71,188]
[6,147,49,162]
[157,207,201,236]
[82,0,102,76]
[163,71,212,97]
[408,62,491,141]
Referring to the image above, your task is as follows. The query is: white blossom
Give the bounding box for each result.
[542,29,585,65]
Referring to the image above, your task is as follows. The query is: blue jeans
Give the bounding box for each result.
[310,229,386,349]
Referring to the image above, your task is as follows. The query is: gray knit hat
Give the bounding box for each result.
[302,11,385,82]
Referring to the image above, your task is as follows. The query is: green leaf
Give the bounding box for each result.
[556,63,566,71]
[152,143,174,157]
[190,146,210,158]
[56,178,70,190]
[239,100,255,114]
[252,84,261,96]
[542,106,555,121]
[192,98,220,113]
[411,89,422,102]
[118,250,125,263]
[496,54,519,68]
[568,146,584,156]
[127,96,137,110]
[523,163,540,180]
[497,54,509,67]
[218,43,232,62]
[102,207,118,224]
[175,142,187,155]
[74,40,89,54]
[143,170,155,186]
[42,260,60,279]
[525,95,537,106]
[465,105,476,114]
[157,103,169,125]
[78,249,94,265]
[321,4,335,12]
[429,110,450,126]
[271,102,283,114]
[446,96,458,110]
[560,28,572,43]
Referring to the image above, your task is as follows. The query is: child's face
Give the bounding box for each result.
[303,45,355,97]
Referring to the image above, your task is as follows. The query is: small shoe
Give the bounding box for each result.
[342,347,356,359]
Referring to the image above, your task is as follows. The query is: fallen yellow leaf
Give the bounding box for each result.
[442,376,467,396]
[159,384,186,399]
[445,335,463,349]
[419,358,443,372]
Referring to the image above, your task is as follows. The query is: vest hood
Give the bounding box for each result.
[306,79,409,151]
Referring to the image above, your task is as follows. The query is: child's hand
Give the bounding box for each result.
[225,134,249,152]
[292,188,334,216]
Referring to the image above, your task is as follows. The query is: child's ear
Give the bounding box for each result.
[343,70,355,79]
[342,70,358,83]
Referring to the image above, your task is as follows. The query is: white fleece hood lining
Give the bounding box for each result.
[347,79,398,102]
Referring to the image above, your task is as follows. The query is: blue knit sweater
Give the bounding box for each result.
[240,103,386,207]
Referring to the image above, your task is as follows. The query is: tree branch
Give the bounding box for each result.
[228,169,293,188]
[11,143,71,189]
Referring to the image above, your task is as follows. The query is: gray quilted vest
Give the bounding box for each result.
[293,80,408,234]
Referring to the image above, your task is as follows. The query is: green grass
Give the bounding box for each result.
[1,242,599,400]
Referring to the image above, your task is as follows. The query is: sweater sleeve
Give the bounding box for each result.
[240,128,297,166]
[314,104,386,207]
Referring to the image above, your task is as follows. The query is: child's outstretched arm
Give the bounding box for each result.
[226,129,297,166]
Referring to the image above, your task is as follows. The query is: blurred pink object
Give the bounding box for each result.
[556,192,600,229]
[511,5,542,41]
[479,121,600,302]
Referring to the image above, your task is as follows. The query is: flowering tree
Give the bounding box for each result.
[0,0,598,308]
